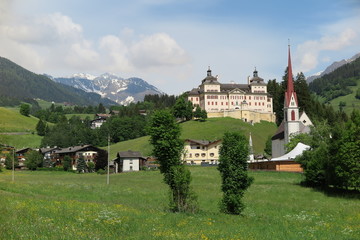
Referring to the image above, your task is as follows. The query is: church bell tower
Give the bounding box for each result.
[284,45,300,144]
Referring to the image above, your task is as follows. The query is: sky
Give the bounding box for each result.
[0,0,359,94]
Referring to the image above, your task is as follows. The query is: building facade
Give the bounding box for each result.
[188,68,275,123]
[182,139,222,165]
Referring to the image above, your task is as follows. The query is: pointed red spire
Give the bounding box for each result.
[287,45,294,94]
[285,44,298,107]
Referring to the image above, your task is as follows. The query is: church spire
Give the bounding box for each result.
[285,44,298,107]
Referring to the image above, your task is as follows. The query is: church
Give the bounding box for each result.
[187,68,276,123]
[271,46,313,158]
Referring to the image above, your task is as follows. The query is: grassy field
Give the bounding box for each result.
[108,118,277,158]
[65,113,95,120]
[0,134,42,149]
[0,168,358,239]
[0,107,39,133]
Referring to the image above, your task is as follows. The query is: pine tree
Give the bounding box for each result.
[76,156,86,173]
[36,119,47,136]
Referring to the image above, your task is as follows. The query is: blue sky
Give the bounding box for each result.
[1,0,359,94]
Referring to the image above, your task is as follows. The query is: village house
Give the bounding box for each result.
[49,145,105,170]
[182,139,222,165]
[187,68,275,123]
[15,148,32,169]
[114,150,146,173]
[90,114,111,129]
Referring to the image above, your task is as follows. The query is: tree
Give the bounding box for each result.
[264,135,272,157]
[36,119,47,136]
[173,96,193,121]
[148,110,198,212]
[193,105,202,119]
[24,150,43,170]
[285,133,312,153]
[332,110,360,189]
[19,103,30,117]
[76,156,86,173]
[63,155,72,171]
[218,132,254,215]
[95,149,108,171]
[97,103,106,113]
[355,88,360,100]
[5,153,18,170]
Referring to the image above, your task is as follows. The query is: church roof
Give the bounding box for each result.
[271,120,285,140]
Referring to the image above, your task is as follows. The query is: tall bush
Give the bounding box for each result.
[218,132,253,215]
[148,110,198,212]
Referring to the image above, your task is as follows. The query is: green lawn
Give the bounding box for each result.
[107,118,277,159]
[0,134,42,149]
[0,168,358,239]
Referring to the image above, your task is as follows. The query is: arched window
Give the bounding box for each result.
[291,110,295,121]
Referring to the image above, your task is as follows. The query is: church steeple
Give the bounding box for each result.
[285,44,298,107]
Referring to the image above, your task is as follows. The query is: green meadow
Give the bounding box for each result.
[0,107,39,133]
[108,118,277,159]
[0,168,358,239]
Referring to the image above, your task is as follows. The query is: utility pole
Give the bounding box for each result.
[12,148,15,182]
[107,134,110,185]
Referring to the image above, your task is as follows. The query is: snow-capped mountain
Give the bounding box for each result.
[53,73,163,105]
[307,52,360,83]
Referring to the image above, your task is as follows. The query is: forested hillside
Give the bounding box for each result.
[0,57,116,106]
[309,56,360,102]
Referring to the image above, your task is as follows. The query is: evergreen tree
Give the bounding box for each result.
[148,110,198,212]
[63,155,72,171]
[97,103,106,113]
[36,119,47,136]
[76,156,86,173]
[193,105,202,119]
[24,150,43,170]
[218,132,254,214]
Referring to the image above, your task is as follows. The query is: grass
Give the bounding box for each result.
[0,168,358,239]
[0,134,43,149]
[107,118,277,159]
[0,107,39,133]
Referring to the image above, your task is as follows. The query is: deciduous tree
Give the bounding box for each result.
[24,150,43,170]
[148,110,197,212]
[218,132,253,215]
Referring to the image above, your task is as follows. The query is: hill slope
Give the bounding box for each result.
[308,55,360,113]
[0,57,117,106]
[107,118,277,158]
[0,107,39,132]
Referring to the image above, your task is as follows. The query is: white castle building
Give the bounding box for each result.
[271,46,313,158]
[188,68,276,123]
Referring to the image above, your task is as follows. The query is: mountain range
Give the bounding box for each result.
[53,73,163,105]
[307,52,360,82]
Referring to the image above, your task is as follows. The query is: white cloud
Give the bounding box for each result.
[296,18,359,73]
[130,33,189,68]
[0,7,189,78]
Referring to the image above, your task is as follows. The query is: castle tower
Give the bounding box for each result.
[284,45,300,144]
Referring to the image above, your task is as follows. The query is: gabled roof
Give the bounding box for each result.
[16,148,32,154]
[271,120,285,140]
[39,147,60,154]
[54,145,101,154]
[117,150,143,158]
[185,139,222,146]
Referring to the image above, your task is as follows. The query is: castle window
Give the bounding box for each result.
[291,110,295,121]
